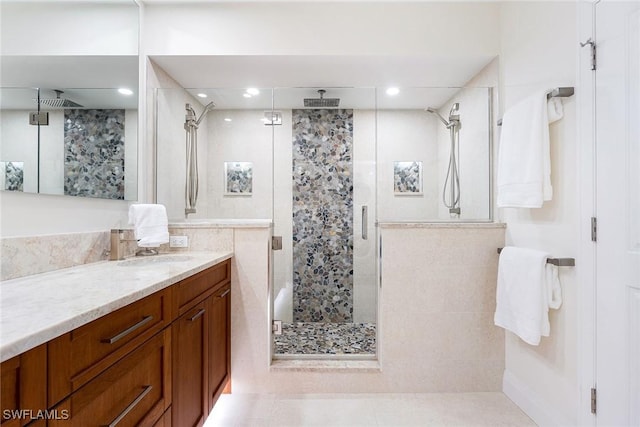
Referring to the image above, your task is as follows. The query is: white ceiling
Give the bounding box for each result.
[152,54,495,109]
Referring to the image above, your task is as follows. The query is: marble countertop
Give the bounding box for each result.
[0,251,233,363]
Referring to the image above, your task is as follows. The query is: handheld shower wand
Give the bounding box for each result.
[426,103,462,217]
[184,101,216,216]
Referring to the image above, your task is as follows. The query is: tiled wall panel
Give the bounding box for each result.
[292,109,354,322]
[64,109,125,199]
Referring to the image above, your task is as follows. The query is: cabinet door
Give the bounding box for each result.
[208,284,231,411]
[0,345,46,427]
[172,300,208,427]
[49,328,171,427]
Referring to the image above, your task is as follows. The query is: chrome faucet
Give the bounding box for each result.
[110,229,127,261]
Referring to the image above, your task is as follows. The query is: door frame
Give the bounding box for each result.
[577,1,597,425]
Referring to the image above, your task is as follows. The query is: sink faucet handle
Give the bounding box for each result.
[110,229,126,261]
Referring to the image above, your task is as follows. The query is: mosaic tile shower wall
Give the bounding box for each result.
[64,109,125,199]
[292,109,354,323]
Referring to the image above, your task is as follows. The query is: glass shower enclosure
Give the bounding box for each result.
[271,87,378,358]
[153,85,493,360]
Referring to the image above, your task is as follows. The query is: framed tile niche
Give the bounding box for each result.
[224,161,253,196]
[393,161,423,196]
[2,161,24,192]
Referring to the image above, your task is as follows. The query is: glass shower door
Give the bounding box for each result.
[271,87,377,358]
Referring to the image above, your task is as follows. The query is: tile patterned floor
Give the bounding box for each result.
[274,322,376,355]
[204,392,537,427]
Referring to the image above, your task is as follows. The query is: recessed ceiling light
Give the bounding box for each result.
[243,93,252,98]
[197,93,207,98]
[386,87,400,96]
[118,88,133,96]
[246,88,260,96]
[224,118,232,122]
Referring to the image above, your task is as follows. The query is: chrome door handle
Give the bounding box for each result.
[362,205,368,240]
[101,315,154,344]
[103,385,152,427]
[188,308,206,322]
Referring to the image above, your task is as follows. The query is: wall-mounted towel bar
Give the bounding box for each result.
[497,87,575,126]
[497,248,575,266]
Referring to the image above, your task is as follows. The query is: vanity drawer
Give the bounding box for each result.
[48,288,172,406]
[175,260,230,315]
[49,327,171,427]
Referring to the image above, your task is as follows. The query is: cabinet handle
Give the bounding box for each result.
[218,289,231,298]
[101,315,154,344]
[189,308,206,321]
[103,384,152,427]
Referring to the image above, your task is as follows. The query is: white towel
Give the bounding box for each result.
[547,98,564,124]
[494,246,563,346]
[128,204,170,248]
[497,90,553,208]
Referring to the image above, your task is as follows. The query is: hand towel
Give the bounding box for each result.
[497,90,553,208]
[128,204,170,248]
[494,246,562,346]
[547,98,564,124]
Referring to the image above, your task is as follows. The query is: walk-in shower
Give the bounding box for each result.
[427,103,462,216]
[184,101,215,215]
[155,85,492,360]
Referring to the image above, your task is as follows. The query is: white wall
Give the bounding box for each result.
[143,2,499,58]
[207,110,273,219]
[377,110,440,221]
[498,2,579,426]
[0,2,138,56]
[155,86,210,221]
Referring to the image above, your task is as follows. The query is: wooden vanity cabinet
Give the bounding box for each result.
[0,344,46,427]
[208,282,231,411]
[172,299,208,427]
[1,258,231,427]
[171,260,231,426]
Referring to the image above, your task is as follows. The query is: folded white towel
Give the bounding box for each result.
[128,204,170,248]
[494,246,563,346]
[497,90,553,208]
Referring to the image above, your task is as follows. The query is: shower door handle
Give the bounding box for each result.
[362,205,368,240]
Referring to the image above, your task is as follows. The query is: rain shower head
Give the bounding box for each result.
[304,89,340,108]
[38,90,84,108]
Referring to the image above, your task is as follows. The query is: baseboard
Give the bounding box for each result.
[502,370,574,427]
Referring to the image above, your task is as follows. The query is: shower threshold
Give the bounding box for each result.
[274,322,376,356]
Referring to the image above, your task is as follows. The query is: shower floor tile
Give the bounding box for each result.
[274,322,376,355]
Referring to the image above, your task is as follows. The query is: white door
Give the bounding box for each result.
[595,1,640,425]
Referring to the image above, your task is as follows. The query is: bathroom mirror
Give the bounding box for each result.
[0,0,139,200]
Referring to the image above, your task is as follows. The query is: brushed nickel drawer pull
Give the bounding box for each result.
[218,289,231,298]
[103,384,152,427]
[101,315,154,344]
[189,308,206,321]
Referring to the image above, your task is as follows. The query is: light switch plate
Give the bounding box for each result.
[169,235,189,248]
